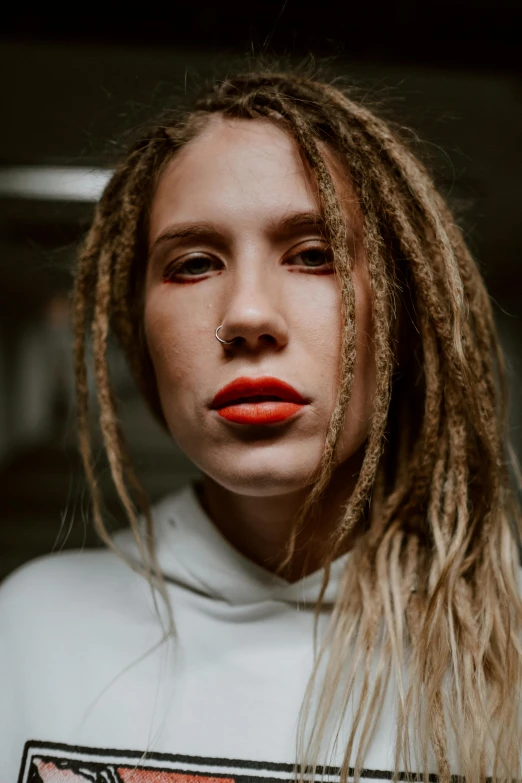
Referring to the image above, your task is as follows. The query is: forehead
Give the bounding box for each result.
[149,115,360,240]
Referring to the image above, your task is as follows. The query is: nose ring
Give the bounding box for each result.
[215,325,236,345]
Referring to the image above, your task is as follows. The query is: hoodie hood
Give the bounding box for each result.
[113,481,350,608]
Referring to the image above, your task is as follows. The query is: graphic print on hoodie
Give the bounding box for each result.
[18,740,403,783]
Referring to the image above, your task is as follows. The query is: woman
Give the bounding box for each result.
[1,67,521,783]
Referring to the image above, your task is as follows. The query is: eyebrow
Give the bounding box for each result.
[148,210,329,257]
[149,221,226,254]
[268,210,327,236]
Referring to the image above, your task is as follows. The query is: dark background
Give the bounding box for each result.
[1,2,521,580]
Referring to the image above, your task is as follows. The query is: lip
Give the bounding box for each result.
[210,376,309,425]
[211,376,307,408]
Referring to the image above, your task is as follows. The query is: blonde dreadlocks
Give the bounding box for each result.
[73,66,522,783]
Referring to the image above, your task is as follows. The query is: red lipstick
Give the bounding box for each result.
[210,376,309,425]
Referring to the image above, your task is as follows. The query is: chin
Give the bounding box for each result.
[201,459,318,498]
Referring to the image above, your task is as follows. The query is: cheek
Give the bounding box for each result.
[144,304,186,388]
[142,291,211,413]
[143,289,222,438]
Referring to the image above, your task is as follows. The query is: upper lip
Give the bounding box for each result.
[210,376,308,409]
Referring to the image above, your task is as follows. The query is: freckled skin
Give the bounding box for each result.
[144,116,376,574]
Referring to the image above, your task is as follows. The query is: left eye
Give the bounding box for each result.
[288,247,333,269]
[177,256,214,275]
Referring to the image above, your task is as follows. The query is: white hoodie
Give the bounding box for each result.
[0,480,497,782]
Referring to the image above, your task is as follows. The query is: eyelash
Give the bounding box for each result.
[162,245,334,283]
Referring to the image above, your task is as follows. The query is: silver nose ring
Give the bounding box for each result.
[215,325,237,345]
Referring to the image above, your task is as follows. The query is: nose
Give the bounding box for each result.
[217,265,289,353]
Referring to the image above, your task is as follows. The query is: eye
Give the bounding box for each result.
[162,254,220,282]
[161,244,334,284]
[287,245,334,271]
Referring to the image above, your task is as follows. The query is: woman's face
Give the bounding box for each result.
[144,116,376,497]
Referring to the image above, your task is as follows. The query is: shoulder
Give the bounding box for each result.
[0,545,144,634]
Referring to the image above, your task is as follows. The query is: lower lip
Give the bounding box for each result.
[215,401,306,424]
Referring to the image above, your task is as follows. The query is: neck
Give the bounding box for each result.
[196,448,365,584]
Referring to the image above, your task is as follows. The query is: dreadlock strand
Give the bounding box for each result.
[73,232,107,549]
[72,194,128,553]
[332,95,467,342]
[388,315,443,536]
[326,116,464,390]
[333,236,394,547]
[111,138,181,617]
[92,244,150,567]
[111,145,163,381]
[92,239,174,635]
[322,92,464,307]
[309,114,449,539]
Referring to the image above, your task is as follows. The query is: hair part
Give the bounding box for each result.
[73,62,522,783]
